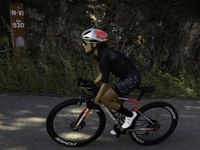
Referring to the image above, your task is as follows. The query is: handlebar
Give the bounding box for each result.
[78,77,99,100]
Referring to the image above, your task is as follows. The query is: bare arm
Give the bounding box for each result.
[94,72,102,85]
[93,83,108,104]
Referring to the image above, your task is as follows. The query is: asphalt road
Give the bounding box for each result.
[0,94,200,150]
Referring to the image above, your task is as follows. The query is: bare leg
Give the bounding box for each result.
[101,87,136,130]
[101,88,121,111]
[114,99,124,105]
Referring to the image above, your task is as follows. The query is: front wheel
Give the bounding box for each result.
[129,102,178,145]
[46,98,106,147]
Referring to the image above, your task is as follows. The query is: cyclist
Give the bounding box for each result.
[81,28,141,134]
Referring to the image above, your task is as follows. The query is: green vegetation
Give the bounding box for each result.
[0,48,199,99]
[0,51,98,95]
[140,70,200,99]
[0,0,199,99]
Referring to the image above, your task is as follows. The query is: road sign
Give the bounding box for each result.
[9,2,26,58]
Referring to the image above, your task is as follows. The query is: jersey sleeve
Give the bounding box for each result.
[99,53,110,83]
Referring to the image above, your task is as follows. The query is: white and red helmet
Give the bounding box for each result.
[81,28,108,42]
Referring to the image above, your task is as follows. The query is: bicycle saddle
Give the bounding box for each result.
[136,86,156,93]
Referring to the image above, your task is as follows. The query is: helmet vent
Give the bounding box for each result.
[83,31,91,35]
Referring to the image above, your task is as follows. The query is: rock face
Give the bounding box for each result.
[23,0,199,75]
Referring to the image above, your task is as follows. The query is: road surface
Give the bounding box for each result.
[0,94,200,150]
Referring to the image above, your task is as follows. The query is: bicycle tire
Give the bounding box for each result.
[129,101,178,145]
[46,98,106,147]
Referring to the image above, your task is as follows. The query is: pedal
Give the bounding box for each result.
[113,124,127,138]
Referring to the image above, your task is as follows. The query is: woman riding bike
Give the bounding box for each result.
[81,28,141,134]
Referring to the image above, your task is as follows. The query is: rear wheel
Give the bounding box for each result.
[46,98,106,147]
[129,102,178,145]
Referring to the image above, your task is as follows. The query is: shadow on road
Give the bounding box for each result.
[0,94,199,150]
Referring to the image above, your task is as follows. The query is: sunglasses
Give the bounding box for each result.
[83,40,101,46]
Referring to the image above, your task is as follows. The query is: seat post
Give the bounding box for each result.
[137,90,146,101]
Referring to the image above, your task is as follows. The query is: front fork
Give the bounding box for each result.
[75,107,90,128]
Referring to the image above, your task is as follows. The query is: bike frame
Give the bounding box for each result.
[75,96,158,132]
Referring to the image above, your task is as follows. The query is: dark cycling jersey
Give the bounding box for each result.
[97,47,138,83]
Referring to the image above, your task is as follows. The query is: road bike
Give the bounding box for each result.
[46,78,178,147]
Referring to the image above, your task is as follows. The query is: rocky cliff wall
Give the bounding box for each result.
[23,0,200,78]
